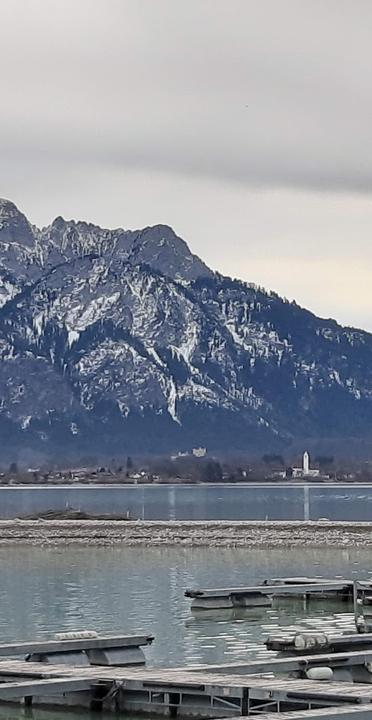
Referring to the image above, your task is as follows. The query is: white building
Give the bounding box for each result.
[292,451,320,479]
[192,447,207,458]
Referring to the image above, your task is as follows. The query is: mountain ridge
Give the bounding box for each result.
[0,198,371,463]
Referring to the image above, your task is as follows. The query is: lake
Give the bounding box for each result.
[2,483,372,520]
[0,543,369,719]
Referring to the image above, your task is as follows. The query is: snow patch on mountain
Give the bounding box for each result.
[0,198,372,457]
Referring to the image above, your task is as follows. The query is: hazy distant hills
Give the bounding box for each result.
[1,197,372,463]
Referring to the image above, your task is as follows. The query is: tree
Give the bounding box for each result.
[200,460,223,483]
[262,454,285,467]
[315,456,334,469]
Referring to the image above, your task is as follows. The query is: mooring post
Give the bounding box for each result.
[241,687,249,715]
[353,580,360,632]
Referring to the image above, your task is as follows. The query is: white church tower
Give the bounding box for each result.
[303,451,310,475]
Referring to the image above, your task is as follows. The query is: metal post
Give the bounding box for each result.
[353,579,360,632]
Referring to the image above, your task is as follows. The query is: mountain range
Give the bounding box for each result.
[0,197,371,463]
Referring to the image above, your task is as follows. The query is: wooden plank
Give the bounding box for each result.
[177,647,372,675]
[221,709,372,720]
[2,658,372,710]
[185,581,354,599]
[267,577,347,585]
[0,677,92,699]
[0,634,153,656]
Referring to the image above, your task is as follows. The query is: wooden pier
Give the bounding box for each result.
[223,709,372,720]
[3,658,372,716]
[185,577,357,610]
[0,633,154,667]
[179,646,372,682]
[2,635,372,716]
[5,591,372,717]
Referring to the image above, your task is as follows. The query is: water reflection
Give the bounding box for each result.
[3,484,372,520]
[186,607,270,623]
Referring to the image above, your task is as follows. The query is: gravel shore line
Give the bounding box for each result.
[1,519,372,546]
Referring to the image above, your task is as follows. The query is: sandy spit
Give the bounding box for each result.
[0,520,372,546]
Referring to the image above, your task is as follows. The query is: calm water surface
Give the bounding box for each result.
[3,484,372,520]
[0,544,370,719]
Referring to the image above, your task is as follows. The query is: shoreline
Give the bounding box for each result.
[1,519,372,546]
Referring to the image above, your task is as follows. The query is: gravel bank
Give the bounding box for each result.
[1,520,372,546]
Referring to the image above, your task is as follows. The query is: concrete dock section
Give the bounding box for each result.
[3,659,372,716]
[222,708,372,720]
[5,612,372,716]
[0,634,154,667]
[266,632,372,654]
[185,578,357,610]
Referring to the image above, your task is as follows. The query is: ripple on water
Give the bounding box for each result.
[0,544,367,669]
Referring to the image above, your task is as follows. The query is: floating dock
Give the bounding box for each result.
[266,632,372,654]
[4,589,372,718]
[223,709,372,720]
[0,633,154,666]
[3,658,372,716]
[2,634,372,715]
[185,577,357,610]
[182,646,372,682]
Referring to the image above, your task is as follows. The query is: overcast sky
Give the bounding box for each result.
[1,1,372,330]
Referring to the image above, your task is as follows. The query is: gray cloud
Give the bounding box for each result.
[1,0,372,192]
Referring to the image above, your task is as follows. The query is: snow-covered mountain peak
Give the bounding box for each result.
[1,199,372,460]
[128,224,213,281]
[40,216,213,282]
[0,200,214,284]
[0,198,35,248]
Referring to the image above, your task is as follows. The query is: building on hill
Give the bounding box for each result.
[192,447,207,458]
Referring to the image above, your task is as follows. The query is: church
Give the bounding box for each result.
[291,452,320,479]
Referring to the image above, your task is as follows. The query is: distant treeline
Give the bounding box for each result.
[3,451,372,485]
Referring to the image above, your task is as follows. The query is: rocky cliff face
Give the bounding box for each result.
[0,198,372,461]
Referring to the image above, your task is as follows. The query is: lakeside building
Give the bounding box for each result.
[292,451,320,479]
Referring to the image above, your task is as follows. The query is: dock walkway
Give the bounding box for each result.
[3,620,372,716]
[180,647,372,675]
[0,633,154,667]
[185,578,357,609]
[2,659,372,715]
[223,708,372,720]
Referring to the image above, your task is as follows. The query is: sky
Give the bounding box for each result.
[1,0,372,330]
